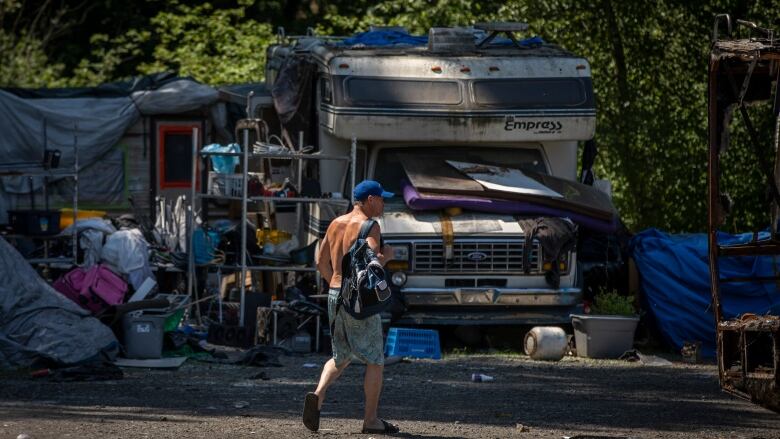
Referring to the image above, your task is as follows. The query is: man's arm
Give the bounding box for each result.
[316,232,334,284]
[366,223,393,266]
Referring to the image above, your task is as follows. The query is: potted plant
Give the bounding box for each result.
[571,290,640,359]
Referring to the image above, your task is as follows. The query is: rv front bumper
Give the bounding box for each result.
[393,287,583,326]
[401,287,581,307]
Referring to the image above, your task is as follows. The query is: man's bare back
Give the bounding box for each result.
[316,210,384,289]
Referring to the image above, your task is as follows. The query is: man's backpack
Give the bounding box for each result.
[335,219,392,321]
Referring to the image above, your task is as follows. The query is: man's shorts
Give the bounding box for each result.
[328,287,384,367]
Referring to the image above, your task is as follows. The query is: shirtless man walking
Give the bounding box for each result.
[302,180,399,435]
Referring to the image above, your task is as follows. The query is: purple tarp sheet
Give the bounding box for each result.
[402,180,617,233]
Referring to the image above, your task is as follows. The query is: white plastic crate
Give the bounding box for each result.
[208,172,262,197]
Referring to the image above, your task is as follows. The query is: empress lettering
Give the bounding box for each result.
[504,119,563,132]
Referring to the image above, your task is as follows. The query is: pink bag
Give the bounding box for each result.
[53,265,128,314]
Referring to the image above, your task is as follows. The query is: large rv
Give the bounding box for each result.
[264,24,603,326]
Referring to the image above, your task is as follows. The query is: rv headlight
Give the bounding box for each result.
[390,245,410,261]
[391,272,407,287]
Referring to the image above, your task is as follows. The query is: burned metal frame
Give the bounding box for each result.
[707,16,780,413]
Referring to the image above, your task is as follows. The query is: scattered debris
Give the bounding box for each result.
[471,373,494,382]
[618,350,673,367]
[681,341,702,364]
[250,371,270,380]
[114,357,187,369]
[516,423,529,432]
[31,362,124,382]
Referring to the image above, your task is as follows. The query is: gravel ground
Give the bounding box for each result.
[1,352,779,439]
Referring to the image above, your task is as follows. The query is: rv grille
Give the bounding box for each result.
[412,240,541,273]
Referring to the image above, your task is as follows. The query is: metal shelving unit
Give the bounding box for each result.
[1,130,80,266]
[188,123,355,326]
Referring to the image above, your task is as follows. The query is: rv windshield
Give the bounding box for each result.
[373,146,547,195]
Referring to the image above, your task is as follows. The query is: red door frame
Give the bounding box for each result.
[158,123,201,189]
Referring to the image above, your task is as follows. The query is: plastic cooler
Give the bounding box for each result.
[384,328,441,360]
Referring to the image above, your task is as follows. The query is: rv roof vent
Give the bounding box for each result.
[474,22,530,49]
[474,22,529,33]
[428,27,475,52]
[369,25,410,34]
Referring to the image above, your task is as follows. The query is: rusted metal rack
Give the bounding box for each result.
[707,15,780,413]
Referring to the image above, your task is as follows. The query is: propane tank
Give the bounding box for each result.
[524,326,568,361]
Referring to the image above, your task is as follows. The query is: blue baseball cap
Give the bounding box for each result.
[353,180,394,201]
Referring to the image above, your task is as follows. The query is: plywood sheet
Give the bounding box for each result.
[400,154,484,195]
[401,156,616,221]
[446,161,563,198]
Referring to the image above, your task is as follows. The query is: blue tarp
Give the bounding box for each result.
[339,30,544,48]
[630,228,780,357]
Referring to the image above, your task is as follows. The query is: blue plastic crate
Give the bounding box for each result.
[384,328,441,360]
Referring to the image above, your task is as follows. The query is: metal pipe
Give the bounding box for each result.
[239,123,249,327]
[73,123,79,265]
[350,136,357,204]
[188,127,199,323]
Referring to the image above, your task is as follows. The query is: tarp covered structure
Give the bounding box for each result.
[0,73,222,222]
[630,228,780,357]
[0,237,118,367]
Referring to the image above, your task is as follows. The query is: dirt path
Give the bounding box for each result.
[1,353,778,438]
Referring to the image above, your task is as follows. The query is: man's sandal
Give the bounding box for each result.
[361,419,400,434]
[302,392,320,432]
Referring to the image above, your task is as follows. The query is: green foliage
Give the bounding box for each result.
[69,30,151,86]
[318,0,502,35]
[138,2,274,84]
[590,290,636,316]
[0,30,66,87]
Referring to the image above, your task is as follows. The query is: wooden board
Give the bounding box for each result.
[447,160,564,199]
[400,154,485,195]
[447,162,616,220]
[402,157,615,221]
[527,172,616,220]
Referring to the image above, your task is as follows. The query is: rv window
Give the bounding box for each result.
[472,78,589,107]
[320,77,332,104]
[374,146,546,195]
[345,78,461,106]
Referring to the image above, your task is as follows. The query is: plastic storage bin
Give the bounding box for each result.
[208,172,263,197]
[155,294,190,332]
[384,328,441,360]
[121,294,190,359]
[571,314,639,359]
[122,312,166,359]
[8,210,61,235]
[59,208,106,229]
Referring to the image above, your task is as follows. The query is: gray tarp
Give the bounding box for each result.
[0,92,138,193]
[0,79,219,221]
[0,237,118,368]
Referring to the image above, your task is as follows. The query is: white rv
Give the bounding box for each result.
[264,24,599,326]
